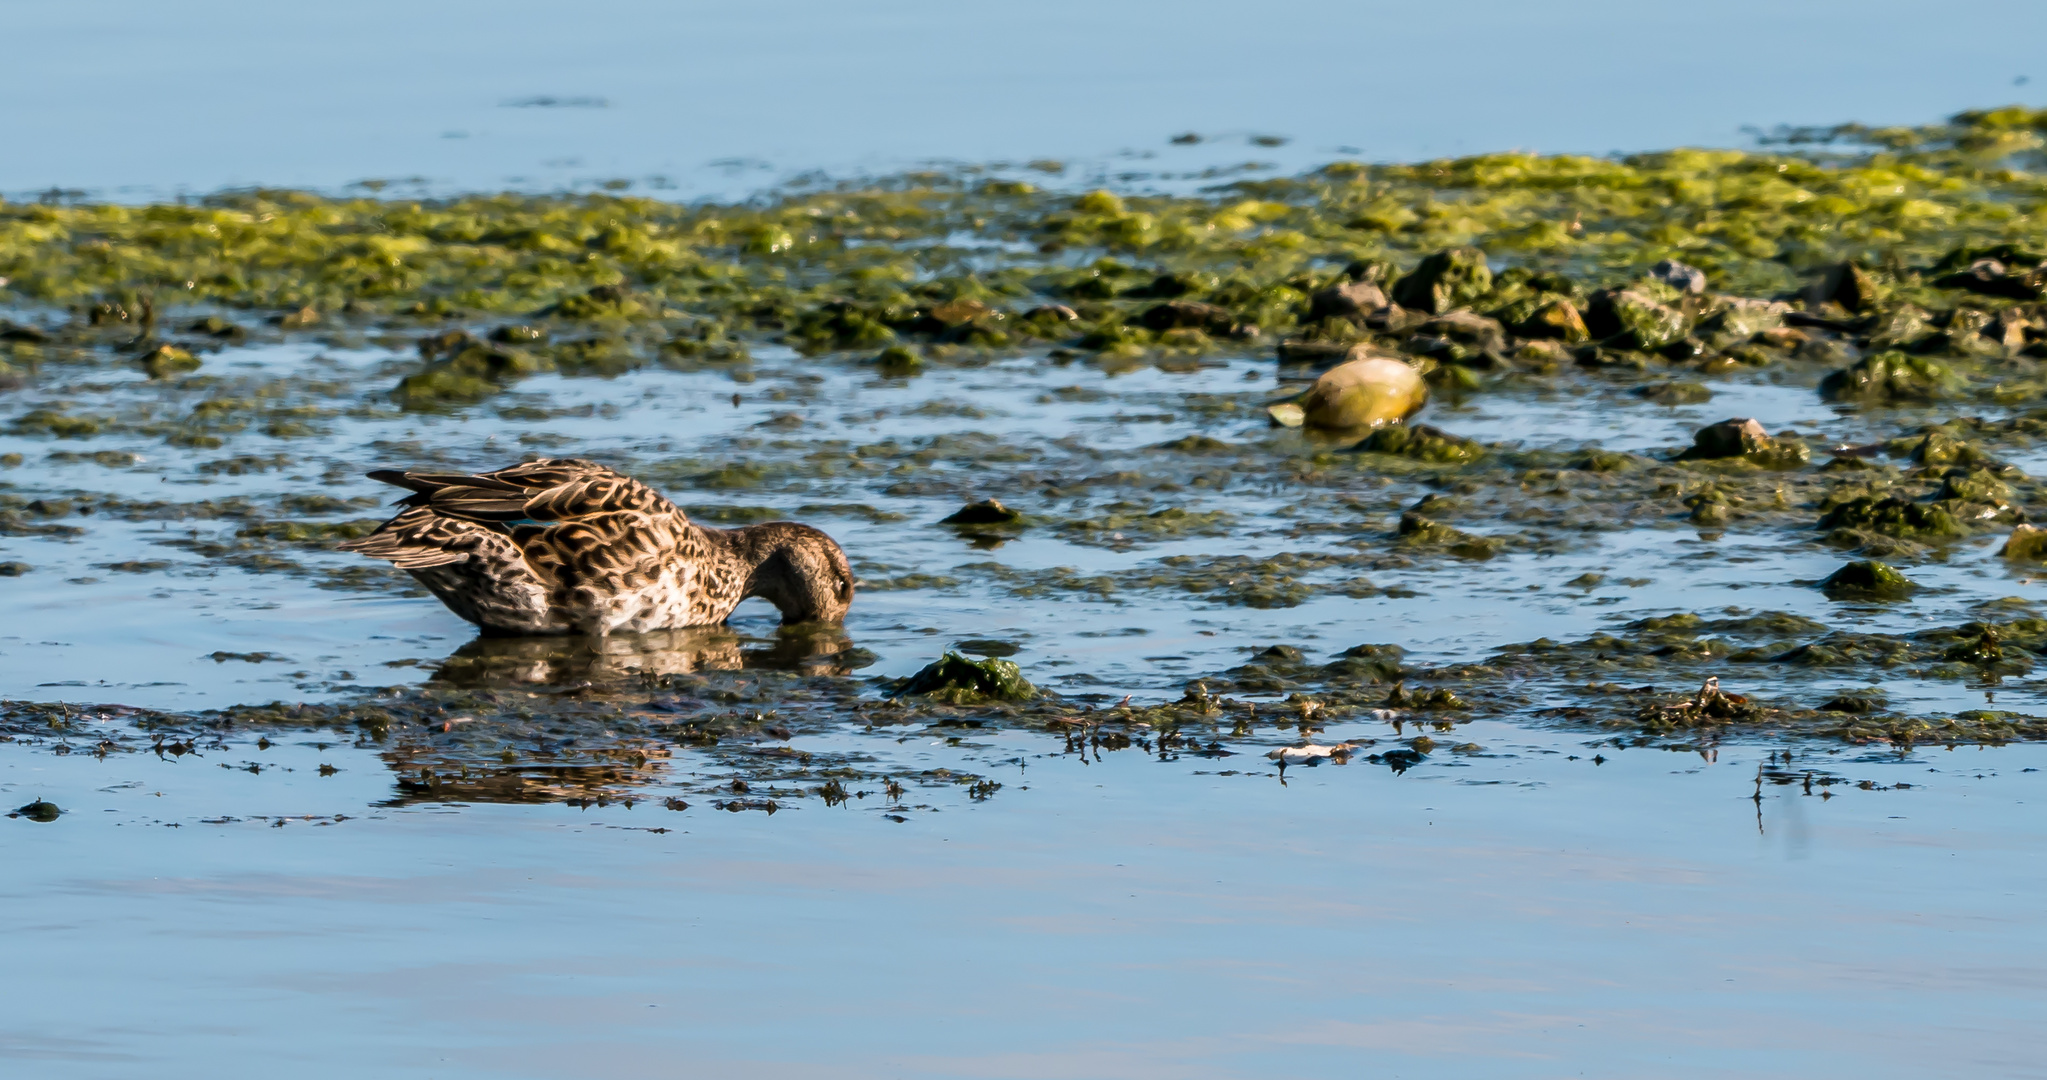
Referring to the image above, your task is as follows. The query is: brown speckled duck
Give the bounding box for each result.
[340,459,853,636]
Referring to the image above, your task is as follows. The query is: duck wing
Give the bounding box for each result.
[363,458,681,527]
[339,505,521,569]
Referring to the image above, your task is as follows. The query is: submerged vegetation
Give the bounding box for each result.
[10,106,2047,809]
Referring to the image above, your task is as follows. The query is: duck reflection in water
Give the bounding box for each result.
[427,623,873,690]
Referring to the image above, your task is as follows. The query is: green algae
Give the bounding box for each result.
[1820,560,1917,600]
[1353,423,1485,463]
[1819,351,1965,403]
[894,652,1037,704]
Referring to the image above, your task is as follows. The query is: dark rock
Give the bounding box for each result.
[1676,418,1807,467]
[1308,279,1390,325]
[1807,261,1880,311]
[10,800,59,822]
[1819,560,1916,599]
[1512,298,1589,342]
[1389,248,1492,315]
[1934,257,2047,300]
[1818,351,1962,403]
[1137,301,1237,335]
[939,499,1023,526]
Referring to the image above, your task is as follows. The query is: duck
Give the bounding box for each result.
[340,458,853,636]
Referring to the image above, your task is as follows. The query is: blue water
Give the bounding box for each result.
[5,0,2043,199]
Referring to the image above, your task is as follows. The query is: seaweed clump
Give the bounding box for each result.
[893,652,1038,704]
[1819,560,1916,600]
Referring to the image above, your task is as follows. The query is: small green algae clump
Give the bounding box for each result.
[1354,423,1485,463]
[10,799,60,822]
[894,652,1037,704]
[1820,560,1917,599]
[1819,495,1966,540]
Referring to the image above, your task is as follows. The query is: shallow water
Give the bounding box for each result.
[7,0,2046,199]
[5,717,2044,1078]
[3,337,2036,718]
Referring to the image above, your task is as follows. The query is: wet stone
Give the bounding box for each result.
[2000,524,2047,561]
[939,499,1023,526]
[1675,418,1808,468]
[1389,247,1492,315]
[1819,351,1963,403]
[1820,560,1917,600]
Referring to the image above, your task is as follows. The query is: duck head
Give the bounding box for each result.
[734,522,855,625]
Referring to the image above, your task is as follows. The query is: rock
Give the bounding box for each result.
[1273,339,1355,366]
[1389,247,1492,314]
[1807,261,1880,311]
[545,285,641,319]
[1676,417,1809,467]
[1937,468,2016,512]
[1307,279,1390,324]
[1137,301,1237,335]
[1698,297,1789,341]
[1024,303,1080,325]
[1584,288,1689,351]
[872,345,924,375]
[1818,351,1963,403]
[137,344,200,379]
[1122,273,1209,299]
[11,799,60,821]
[1269,351,1426,431]
[1818,495,1965,539]
[1635,381,1712,405]
[1819,691,1887,714]
[0,562,29,576]
[1359,424,1485,463]
[1940,625,2004,665]
[274,305,320,329]
[1649,259,1708,295]
[893,652,1036,703]
[2000,524,2047,560]
[939,499,1023,526]
[1396,513,1501,558]
[1907,432,1991,468]
[1820,560,1916,599]
[188,316,245,340]
[1407,311,1506,365]
[1934,256,2047,300]
[1512,298,1589,342]
[923,298,992,328]
[490,324,549,344]
[0,320,48,343]
[1323,643,1406,682]
[1755,326,1808,350]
